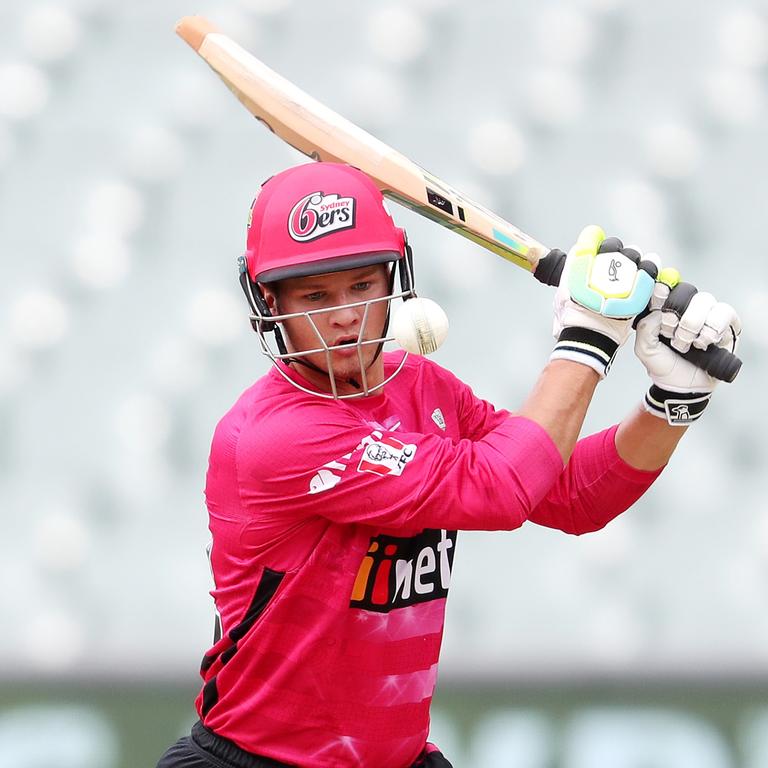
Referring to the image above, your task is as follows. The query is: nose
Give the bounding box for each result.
[327,301,361,330]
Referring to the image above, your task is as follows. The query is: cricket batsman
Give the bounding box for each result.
[156,162,741,768]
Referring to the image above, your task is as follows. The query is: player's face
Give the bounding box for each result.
[265,264,391,395]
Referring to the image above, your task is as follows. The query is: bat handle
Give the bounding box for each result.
[533,249,742,383]
[533,248,567,287]
[659,337,742,383]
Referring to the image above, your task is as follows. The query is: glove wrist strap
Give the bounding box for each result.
[643,384,712,426]
[550,327,619,378]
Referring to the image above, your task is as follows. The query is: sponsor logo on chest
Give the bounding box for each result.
[350,529,457,612]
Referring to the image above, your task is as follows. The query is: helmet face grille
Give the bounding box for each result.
[240,256,417,400]
[255,290,413,399]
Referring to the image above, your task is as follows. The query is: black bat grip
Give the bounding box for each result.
[660,337,742,383]
[533,248,742,383]
[533,248,567,287]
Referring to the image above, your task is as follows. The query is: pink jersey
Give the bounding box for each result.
[197,351,661,767]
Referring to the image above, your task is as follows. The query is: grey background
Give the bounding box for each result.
[0,0,767,764]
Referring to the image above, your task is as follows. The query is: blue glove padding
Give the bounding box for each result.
[552,225,659,377]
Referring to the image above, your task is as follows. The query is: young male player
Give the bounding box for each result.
[156,162,741,768]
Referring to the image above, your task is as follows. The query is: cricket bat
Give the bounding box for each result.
[174,15,741,383]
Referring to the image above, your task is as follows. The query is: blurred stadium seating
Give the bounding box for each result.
[1,0,766,765]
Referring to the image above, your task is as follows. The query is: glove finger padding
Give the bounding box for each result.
[649,280,670,312]
[671,291,718,353]
[695,301,741,351]
[660,281,697,339]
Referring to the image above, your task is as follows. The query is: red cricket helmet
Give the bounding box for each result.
[245,162,407,284]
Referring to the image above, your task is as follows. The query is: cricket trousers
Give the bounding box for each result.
[156,721,454,768]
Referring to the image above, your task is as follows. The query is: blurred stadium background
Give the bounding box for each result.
[1,0,767,765]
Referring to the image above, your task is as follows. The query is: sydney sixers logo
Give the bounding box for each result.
[288,191,355,242]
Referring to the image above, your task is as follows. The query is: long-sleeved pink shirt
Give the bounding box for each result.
[197,351,661,767]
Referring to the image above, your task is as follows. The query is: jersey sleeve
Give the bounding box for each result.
[432,362,511,440]
[527,424,663,535]
[237,407,564,533]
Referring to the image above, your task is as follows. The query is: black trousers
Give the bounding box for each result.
[156,722,453,768]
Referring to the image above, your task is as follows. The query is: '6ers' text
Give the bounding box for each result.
[288,191,355,242]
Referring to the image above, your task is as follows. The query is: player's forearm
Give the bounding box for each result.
[519,360,599,463]
[615,404,688,470]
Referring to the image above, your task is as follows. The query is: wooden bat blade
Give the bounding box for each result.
[175,15,549,271]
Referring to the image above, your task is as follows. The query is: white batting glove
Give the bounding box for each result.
[551,225,660,378]
[635,270,742,425]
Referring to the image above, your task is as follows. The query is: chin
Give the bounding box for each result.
[332,354,380,385]
[332,361,366,383]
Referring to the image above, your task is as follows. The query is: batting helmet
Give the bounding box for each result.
[238,162,416,398]
[244,162,407,283]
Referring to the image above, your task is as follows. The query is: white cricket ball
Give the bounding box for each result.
[391,297,449,355]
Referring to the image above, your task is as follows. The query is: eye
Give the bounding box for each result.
[304,291,325,302]
[352,281,372,292]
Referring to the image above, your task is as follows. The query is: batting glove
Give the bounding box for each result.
[551,225,659,378]
[635,270,742,425]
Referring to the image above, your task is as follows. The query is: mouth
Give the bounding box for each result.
[333,335,359,347]
[331,335,362,358]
